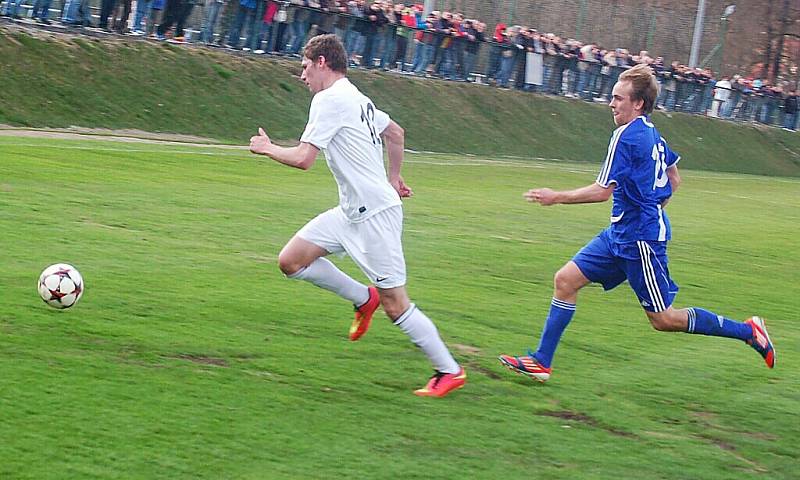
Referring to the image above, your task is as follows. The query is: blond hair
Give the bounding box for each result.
[619,64,659,115]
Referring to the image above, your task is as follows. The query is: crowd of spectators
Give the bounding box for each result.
[2,0,798,130]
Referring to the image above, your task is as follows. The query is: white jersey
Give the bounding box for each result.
[300,77,401,223]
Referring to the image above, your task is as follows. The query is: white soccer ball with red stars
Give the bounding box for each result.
[38,263,84,309]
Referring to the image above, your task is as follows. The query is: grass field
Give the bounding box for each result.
[0,135,798,479]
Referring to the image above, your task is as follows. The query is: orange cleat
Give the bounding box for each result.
[498,351,552,382]
[349,286,380,341]
[745,316,775,368]
[413,367,467,397]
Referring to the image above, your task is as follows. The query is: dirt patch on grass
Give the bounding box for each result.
[0,124,234,146]
[169,353,229,367]
[538,410,638,438]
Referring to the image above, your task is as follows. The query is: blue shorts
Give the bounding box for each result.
[572,229,679,312]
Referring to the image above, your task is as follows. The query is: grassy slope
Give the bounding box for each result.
[1,27,799,177]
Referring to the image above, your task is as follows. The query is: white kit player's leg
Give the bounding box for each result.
[283,211,372,306]
[287,257,370,306]
[393,303,460,374]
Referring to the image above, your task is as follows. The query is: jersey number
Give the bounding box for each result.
[360,103,381,146]
[651,143,668,189]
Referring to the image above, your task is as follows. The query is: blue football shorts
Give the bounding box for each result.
[572,229,679,312]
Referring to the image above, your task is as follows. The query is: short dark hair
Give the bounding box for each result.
[303,34,348,74]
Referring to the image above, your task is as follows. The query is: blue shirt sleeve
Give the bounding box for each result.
[596,127,630,187]
[662,137,680,167]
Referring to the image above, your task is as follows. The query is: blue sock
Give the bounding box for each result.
[686,307,753,341]
[532,298,576,368]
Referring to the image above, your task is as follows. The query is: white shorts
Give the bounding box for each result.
[297,205,407,289]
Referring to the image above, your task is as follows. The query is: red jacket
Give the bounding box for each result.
[264,0,279,23]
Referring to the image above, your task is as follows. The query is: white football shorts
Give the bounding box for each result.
[297,205,407,289]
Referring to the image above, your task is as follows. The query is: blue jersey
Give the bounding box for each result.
[595,116,680,244]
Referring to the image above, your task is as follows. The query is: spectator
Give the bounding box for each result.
[199,0,227,43]
[227,0,257,48]
[112,0,133,33]
[711,76,731,118]
[61,0,93,26]
[99,0,118,30]
[268,0,290,52]
[784,90,799,131]
[333,0,350,41]
[411,13,436,75]
[345,0,366,65]
[484,23,506,83]
[360,1,387,69]
[287,0,310,55]
[433,11,456,79]
[496,25,521,88]
[2,0,25,18]
[450,12,466,80]
[513,27,534,91]
[461,19,482,82]
[248,0,280,52]
[145,0,166,35]
[314,0,337,36]
[156,0,196,41]
[377,1,397,69]
[392,3,416,72]
[31,0,53,23]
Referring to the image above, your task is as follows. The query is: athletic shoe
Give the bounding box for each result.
[745,316,775,368]
[349,285,379,341]
[413,367,466,397]
[498,350,551,382]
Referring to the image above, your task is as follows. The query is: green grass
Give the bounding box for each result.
[2,28,800,177]
[0,136,798,479]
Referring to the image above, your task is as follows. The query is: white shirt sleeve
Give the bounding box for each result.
[300,95,342,150]
[373,107,391,134]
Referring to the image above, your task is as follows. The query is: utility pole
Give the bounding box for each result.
[689,0,707,67]
[718,5,735,73]
[698,5,735,74]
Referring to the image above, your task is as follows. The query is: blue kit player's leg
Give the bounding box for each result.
[624,240,775,368]
[499,230,626,382]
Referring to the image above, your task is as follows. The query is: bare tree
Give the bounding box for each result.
[763,0,774,79]
[770,0,792,83]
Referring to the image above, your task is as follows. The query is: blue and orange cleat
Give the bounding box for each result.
[745,316,775,368]
[349,286,380,341]
[498,350,552,382]
[413,367,467,397]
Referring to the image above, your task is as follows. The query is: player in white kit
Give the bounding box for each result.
[248,34,465,397]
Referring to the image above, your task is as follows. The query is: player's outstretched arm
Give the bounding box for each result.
[249,127,319,170]
[524,182,613,206]
[382,120,413,198]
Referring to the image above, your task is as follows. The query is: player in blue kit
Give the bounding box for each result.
[499,64,775,382]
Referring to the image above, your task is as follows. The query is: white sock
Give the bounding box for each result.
[393,303,460,374]
[287,258,370,306]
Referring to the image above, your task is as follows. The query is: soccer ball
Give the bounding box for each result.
[38,263,84,309]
